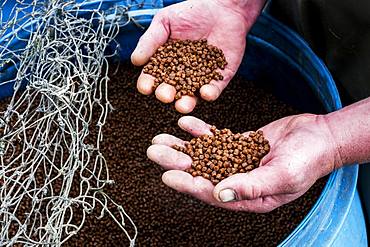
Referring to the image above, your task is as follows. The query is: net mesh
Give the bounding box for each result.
[0,0,145,246]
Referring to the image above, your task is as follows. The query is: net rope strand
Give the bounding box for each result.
[0,1,139,246]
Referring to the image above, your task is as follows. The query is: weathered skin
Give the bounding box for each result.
[137,0,370,213]
[148,98,370,213]
[131,0,265,113]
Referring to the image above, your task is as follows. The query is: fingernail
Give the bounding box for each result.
[151,136,159,144]
[219,189,237,202]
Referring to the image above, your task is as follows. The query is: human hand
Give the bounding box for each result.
[147,115,340,212]
[131,0,265,113]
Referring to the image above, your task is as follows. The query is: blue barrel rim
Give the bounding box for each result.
[250,14,359,246]
[146,3,360,244]
[0,0,361,245]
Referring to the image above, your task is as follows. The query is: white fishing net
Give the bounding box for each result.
[0,0,156,245]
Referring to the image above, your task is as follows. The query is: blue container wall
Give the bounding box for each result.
[0,0,367,245]
[113,6,367,245]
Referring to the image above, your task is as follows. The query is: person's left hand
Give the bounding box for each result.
[147,115,339,212]
[131,0,265,113]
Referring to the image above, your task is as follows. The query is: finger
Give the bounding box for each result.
[217,194,290,213]
[155,83,176,103]
[147,144,192,170]
[200,30,246,101]
[137,72,155,95]
[131,12,170,66]
[162,170,220,207]
[175,95,197,114]
[199,70,234,101]
[213,163,297,202]
[178,116,213,136]
[152,133,186,147]
[199,68,236,102]
[199,83,221,101]
[163,171,287,213]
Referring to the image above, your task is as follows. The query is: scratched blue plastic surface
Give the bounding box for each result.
[0,0,367,246]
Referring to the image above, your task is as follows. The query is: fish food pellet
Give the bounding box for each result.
[143,39,227,100]
[64,63,326,247]
[174,127,270,185]
[4,63,328,246]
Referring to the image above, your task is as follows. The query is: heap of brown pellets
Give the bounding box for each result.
[66,64,327,246]
[174,128,270,185]
[143,39,227,99]
[5,63,328,246]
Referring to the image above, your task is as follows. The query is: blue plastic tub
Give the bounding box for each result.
[0,1,367,246]
[115,6,368,245]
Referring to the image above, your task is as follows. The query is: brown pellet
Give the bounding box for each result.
[142,39,227,100]
[174,126,270,185]
[2,63,326,247]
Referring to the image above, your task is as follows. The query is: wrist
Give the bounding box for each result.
[214,0,266,25]
[319,114,344,170]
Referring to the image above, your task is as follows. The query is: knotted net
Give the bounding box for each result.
[0,0,148,245]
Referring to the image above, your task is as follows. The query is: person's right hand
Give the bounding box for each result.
[147,115,341,212]
[131,0,266,113]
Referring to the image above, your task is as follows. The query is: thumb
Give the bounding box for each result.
[213,163,297,202]
[131,12,170,66]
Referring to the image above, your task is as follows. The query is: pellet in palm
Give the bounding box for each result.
[143,39,227,100]
[175,127,270,185]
